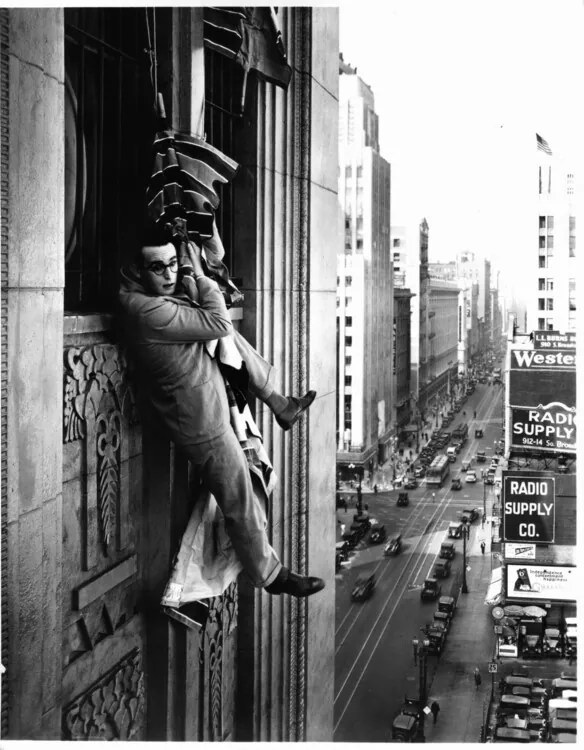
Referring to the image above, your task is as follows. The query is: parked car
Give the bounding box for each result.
[404,477,418,490]
[384,533,403,556]
[391,698,423,742]
[439,541,455,559]
[425,626,446,654]
[465,469,477,483]
[414,465,425,478]
[351,573,376,602]
[397,492,410,507]
[369,523,387,544]
[434,559,451,578]
[543,628,564,657]
[448,521,463,538]
[450,477,462,490]
[438,595,456,618]
[564,618,577,658]
[421,577,442,601]
[484,470,496,485]
[341,529,359,548]
[433,610,451,631]
[461,507,479,524]
[476,449,487,463]
[521,634,543,659]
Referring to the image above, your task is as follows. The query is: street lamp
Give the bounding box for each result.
[411,636,431,741]
[462,520,470,594]
[348,463,363,516]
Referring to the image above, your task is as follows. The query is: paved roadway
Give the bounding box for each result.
[333,382,504,742]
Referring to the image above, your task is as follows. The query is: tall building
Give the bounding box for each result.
[337,60,393,477]
[393,287,414,432]
[527,139,576,333]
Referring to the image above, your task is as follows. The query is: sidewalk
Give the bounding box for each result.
[423,530,496,743]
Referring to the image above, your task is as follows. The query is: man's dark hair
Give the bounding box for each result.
[135,222,177,266]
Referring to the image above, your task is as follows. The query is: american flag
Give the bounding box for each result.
[536,133,552,155]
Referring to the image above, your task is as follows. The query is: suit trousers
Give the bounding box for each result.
[181,428,282,588]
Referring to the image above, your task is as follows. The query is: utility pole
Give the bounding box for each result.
[462,520,470,594]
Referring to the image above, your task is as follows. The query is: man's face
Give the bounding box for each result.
[140,243,178,296]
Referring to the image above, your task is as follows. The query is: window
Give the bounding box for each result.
[539,216,546,229]
[538,166,542,194]
[547,321,554,331]
[538,318,545,329]
[356,239,363,249]
[345,336,352,347]
[547,235,554,250]
[569,236,575,257]
[393,238,401,247]
[356,165,363,178]
[344,375,352,386]
[539,256,546,268]
[345,355,352,366]
[65,8,154,312]
[546,298,554,311]
[538,278,545,291]
[345,316,352,327]
[345,297,352,307]
[569,279,576,311]
[538,298,545,311]
[569,216,576,232]
[539,236,545,249]
[345,165,352,178]
[547,280,554,291]
[345,276,352,286]
[547,216,554,229]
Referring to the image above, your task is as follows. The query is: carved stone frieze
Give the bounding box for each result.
[62,648,144,741]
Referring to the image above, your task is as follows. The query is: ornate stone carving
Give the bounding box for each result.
[62,648,144,740]
[64,344,137,556]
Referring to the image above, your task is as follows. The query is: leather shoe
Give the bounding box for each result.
[275,390,317,431]
[264,567,325,597]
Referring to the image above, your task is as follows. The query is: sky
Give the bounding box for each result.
[338,0,584,277]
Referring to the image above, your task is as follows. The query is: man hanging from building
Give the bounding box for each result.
[118,222,323,599]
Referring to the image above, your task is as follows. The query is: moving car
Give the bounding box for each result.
[465,469,477,483]
[450,477,462,490]
[461,459,472,472]
[421,577,442,601]
[439,541,455,559]
[543,627,564,657]
[474,428,484,438]
[351,573,376,602]
[384,533,403,556]
[434,559,451,578]
[484,470,496,485]
[368,523,387,544]
[397,492,410,507]
[461,507,479,524]
[404,477,418,490]
[414,465,425,478]
[476,449,487,463]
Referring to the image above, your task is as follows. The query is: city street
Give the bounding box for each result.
[333,382,504,742]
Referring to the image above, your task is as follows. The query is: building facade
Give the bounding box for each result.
[393,287,413,432]
[337,62,393,475]
[1,7,339,741]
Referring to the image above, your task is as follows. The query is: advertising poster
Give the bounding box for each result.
[509,347,576,455]
[502,471,555,543]
[506,564,576,602]
[504,543,536,560]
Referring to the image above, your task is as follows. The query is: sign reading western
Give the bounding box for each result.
[502,471,555,543]
[509,345,576,456]
[511,403,576,453]
[506,564,576,602]
[533,330,576,350]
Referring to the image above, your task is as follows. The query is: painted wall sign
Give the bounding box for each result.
[506,564,576,602]
[504,543,536,560]
[510,403,576,453]
[532,331,576,350]
[502,471,555,543]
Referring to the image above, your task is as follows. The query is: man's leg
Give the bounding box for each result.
[230,329,315,430]
[183,430,281,588]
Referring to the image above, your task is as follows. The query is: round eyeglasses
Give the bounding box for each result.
[146,258,179,276]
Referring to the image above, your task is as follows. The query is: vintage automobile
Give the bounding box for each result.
[543,627,564,657]
[404,477,418,490]
[498,694,530,718]
[564,617,577,659]
[474,428,484,438]
[476,449,487,463]
[465,469,477,483]
[369,523,387,544]
[484,470,496,485]
[397,491,410,507]
[433,610,450,632]
[391,698,423,742]
[493,727,530,743]
[461,507,479,524]
[521,633,543,659]
[420,577,442,601]
[351,573,376,602]
[414,465,425,478]
[461,458,472,472]
[434,559,452,579]
[384,533,402,556]
[448,521,463,538]
[439,541,455,559]
[450,477,462,490]
[437,596,456,618]
[424,626,446,654]
[341,529,360,549]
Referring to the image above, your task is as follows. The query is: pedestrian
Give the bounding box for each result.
[119,224,323,598]
[480,540,486,555]
[343,499,348,513]
[473,410,477,419]
[432,492,436,502]
[373,483,378,494]
[430,700,440,724]
[340,523,346,536]
[409,449,413,459]
[474,667,482,688]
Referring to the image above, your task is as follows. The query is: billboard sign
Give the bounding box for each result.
[533,330,576,350]
[506,564,576,602]
[502,471,555,543]
[504,543,536,560]
[509,346,576,455]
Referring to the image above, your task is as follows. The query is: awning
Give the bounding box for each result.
[485,565,503,606]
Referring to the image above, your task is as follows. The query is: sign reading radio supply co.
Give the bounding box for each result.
[502,471,555,543]
[509,343,576,455]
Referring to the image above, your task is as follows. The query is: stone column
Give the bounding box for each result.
[5,8,65,738]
